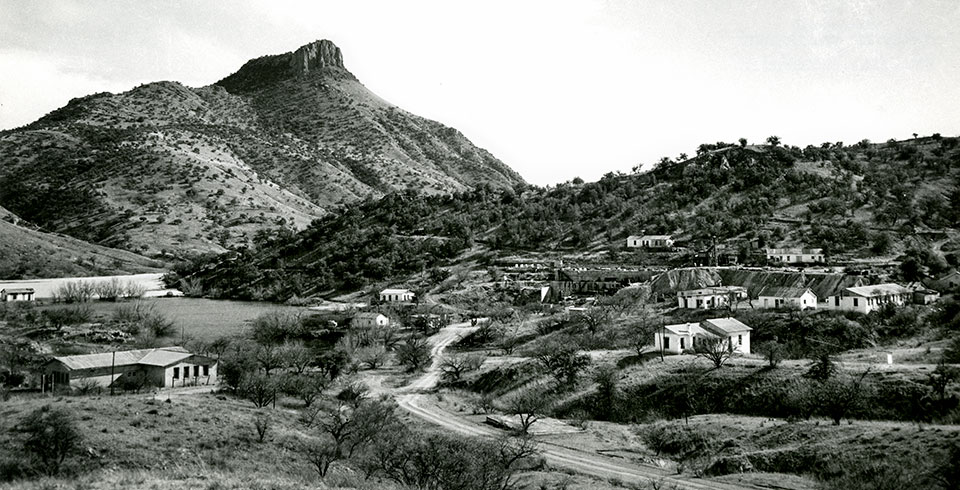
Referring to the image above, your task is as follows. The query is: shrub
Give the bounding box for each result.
[19,405,83,475]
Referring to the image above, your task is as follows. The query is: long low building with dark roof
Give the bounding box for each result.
[41,346,217,391]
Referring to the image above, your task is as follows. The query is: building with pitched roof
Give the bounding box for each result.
[1,287,35,302]
[676,286,747,309]
[653,317,752,355]
[826,283,912,314]
[757,286,817,310]
[379,288,415,303]
[41,346,217,390]
[764,248,824,264]
[353,312,390,329]
[626,235,674,249]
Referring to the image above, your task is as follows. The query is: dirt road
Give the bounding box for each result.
[392,322,753,490]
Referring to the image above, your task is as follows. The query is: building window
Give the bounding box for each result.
[664,337,670,349]
[738,335,743,345]
[193,366,200,377]
[680,338,685,349]
[173,367,180,379]
[853,298,859,307]
[203,365,209,376]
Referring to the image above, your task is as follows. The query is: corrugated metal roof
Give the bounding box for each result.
[138,350,193,367]
[52,346,192,371]
[844,283,912,297]
[702,317,752,334]
[677,286,746,297]
[2,288,35,294]
[380,288,412,295]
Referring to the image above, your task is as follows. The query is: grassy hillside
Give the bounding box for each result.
[0,207,163,279]
[177,135,960,302]
[0,40,523,257]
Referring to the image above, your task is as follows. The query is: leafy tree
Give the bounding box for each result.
[20,405,83,474]
[929,360,959,400]
[755,340,784,368]
[806,353,838,381]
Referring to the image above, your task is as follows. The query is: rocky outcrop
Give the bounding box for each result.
[290,40,344,74]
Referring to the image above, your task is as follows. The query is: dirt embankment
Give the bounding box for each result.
[650,267,867,299]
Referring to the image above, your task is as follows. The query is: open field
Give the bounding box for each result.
[32,297,313,342]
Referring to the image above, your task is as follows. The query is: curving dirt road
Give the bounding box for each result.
[391,322,754,490]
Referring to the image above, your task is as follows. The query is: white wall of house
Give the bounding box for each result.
[164,362,217,388]
[1,291,35,302]
[823,293,908,314]
[677,293,729,309]
[354,315,389,329]
[654,331,695,354]
[766,252,823,263]
[758,291,817,310]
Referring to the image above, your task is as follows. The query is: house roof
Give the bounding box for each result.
[677,286,747,297]
[701,317,752,334]
[843,283,912,297]
[1,288,35,294]
[639,235,672,240]
[50,346,196,371]
[380,288,412,295]
[138,349,195,367]
[354,312,387,320]
[663,322,714,337]
[757,286,815,299]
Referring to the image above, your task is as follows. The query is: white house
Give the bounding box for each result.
[825,283,912,314]
[676,286,747,309]
[1,288,35,302]
[765,248,824,264]
[626,235,674,249]
[654,322,711,354]
[41,347,217,390]
[701,317,752,354]
[653,317,752,355]
[757,286,818,310]
[353,312,390,329]
[379,288,415,303]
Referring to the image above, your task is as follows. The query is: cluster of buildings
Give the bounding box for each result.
[675,281,934,314]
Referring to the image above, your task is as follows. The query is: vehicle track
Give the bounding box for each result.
[392,322,754,490]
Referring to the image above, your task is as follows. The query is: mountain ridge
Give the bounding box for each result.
[0,39,523,261]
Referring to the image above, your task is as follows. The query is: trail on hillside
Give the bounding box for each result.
[387,321,754,490]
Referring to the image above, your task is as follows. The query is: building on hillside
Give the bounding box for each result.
[764,248,824,264]
[701,317,752,354]
[41,347,217,390]
[825,283,912,314]
[924,271,960,292]
[626,235,674,249]
[912,287,940,305]
[1,288,35,302]
[379,288,415,303]
[756,286,818,310]
[676,286,747,309]
[653,317,752,355]
[654,322,710,355]
[353,312,390,329]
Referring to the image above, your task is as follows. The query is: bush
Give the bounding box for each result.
[19,405,83,475]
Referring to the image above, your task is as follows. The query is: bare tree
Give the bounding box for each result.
[255,345,285,375]
[280,342,314,374]
[502,388,550,434]
[440,353,486,382]
[694,337,733,369]
[396,336,431,372]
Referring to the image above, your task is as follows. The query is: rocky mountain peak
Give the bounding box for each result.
[290,40,344,74]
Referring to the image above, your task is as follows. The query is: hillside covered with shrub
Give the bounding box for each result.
[174,134,960,301]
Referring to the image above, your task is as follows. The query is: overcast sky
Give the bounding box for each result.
[1,1,958,185]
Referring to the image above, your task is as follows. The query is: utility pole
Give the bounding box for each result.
[110,350,116,396]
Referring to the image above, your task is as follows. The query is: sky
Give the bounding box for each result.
[1,1,959,185]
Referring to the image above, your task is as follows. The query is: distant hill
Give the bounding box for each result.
[0,39,523,257]
[0,206,163,279]
[175,135,960,301]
